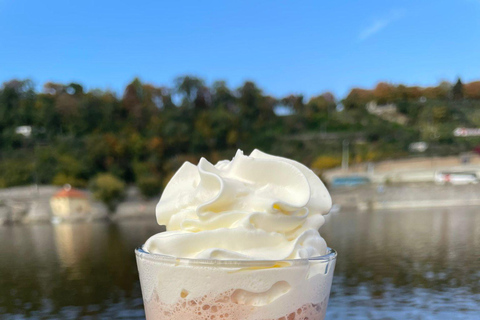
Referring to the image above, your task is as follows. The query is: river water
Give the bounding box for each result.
[1,206,479,319]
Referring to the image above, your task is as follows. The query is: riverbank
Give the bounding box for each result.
[1,181,479,225]
[0,185,156,225]
[331,182,480,211]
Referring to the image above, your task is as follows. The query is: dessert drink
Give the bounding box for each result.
[136,149,336,320]
[136,248,336,320]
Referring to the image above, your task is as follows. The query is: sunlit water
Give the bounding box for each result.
[1,206,479,319]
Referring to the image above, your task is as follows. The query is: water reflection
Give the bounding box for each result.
[323,206,480,319]
[54,223,93,279]
[0,208,479,319]
[0,221,164,318]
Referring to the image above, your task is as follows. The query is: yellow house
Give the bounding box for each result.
[50,185,90,218]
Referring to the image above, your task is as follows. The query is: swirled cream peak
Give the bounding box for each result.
[144,149,332,260]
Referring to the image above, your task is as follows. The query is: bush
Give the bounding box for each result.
[137,175,162,199]
[89,173,126,213]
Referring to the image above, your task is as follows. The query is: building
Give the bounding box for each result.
[366,101,398,115]
[366,101,408,125]
[50,185,90,219]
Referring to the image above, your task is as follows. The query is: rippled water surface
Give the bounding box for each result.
[1,206,479,319]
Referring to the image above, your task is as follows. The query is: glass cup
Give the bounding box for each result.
[135,246,336,320]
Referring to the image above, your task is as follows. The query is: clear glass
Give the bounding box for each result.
[135,246,336,320]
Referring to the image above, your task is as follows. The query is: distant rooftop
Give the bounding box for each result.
[52,185,87,199]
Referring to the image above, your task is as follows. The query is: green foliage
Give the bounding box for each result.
[89,173,126,213]
[452,78,464,100]
[137,175,162,199]
[133,160,162,198]
[2,76,480,193]
[0,159,33,187]
[52,173,87,188]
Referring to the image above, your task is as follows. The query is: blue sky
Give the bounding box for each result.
[1,0,479,99]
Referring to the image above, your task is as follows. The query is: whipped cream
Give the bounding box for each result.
[144,149,332,260]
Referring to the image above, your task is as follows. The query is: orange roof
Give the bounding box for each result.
[53,188,87,199]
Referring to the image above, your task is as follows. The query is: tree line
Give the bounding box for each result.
[1,76,480,201]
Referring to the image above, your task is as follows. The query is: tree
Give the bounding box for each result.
[238,81,262,121]
[0,80,35,131]
[452,78,464,100]
[282,94,305,114]
[343,88,373,110]
[423,82,451,100]
[0,158,33,187]
[464,81,480,100]
[43,82,65,95]
[89,173,126,213]
[137,175,162,198]
[212,81,237,112]
[56,92,80,133]
[175,76,206,109]
[306,95,329,114]
[36,93,61,137]
[373,82,395,104]
[123,78,146,129]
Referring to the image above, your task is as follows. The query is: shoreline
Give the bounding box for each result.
[1,182,480,225]
[0,185,156,225]
[330,182,480,211]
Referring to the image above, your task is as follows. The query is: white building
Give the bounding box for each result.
[366,101,398,115]
[366,101,408,125]
[50,185,90,219]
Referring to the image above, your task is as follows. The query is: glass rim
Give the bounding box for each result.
[135,245,336,266]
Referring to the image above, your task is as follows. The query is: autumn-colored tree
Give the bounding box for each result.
[343,88,373,109]
[373,82,395,104]
[422,81,451,100]
[464,81,480,100]
[396,85,422,101]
